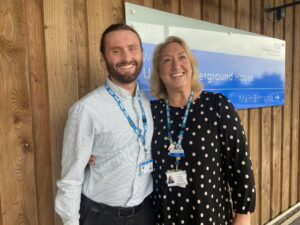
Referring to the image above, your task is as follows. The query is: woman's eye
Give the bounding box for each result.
[129,47,137,51]
[163,58,171,64]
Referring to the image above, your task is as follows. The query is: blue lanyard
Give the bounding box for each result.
[165,91,194,147]
[165,91,194,169]
[105,82,148,157]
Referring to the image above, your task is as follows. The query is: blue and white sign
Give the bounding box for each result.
[126,3,286,109]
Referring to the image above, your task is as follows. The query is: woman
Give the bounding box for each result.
[150,36,255,225]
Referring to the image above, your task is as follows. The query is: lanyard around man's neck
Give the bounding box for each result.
[105,82,148,158]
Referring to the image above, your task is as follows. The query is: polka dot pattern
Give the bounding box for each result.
[150,92,256,225]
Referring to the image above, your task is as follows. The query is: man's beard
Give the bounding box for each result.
[105,59,143,84]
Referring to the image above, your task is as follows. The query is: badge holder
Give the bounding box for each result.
[169,143,185,158]
[166,169,188,188]
[166,144,187,188]
[140,159,153,175]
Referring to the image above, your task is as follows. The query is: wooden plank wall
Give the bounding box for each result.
[0,0,299,225]
[0,1,38,225]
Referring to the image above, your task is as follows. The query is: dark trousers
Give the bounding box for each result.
[79,194,155,225]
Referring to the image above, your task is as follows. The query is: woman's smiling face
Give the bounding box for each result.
[158,42,193,93]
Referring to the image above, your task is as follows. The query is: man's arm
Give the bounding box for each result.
[55,104,94,225]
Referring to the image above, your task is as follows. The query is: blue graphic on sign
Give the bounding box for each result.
[138,43,285,109]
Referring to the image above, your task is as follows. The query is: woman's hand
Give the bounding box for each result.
[232,213,251,225]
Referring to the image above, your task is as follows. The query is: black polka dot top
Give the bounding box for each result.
[150,91,256,225]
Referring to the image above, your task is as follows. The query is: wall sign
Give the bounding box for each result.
[125,3,285,109]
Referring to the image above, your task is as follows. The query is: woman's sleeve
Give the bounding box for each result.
[217,94,256,214]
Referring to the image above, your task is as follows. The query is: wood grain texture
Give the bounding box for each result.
[271,0,284,217]
[127,0,154,8]
[261,107,272,224]
[24,0,55,224]
[201,0,220,23]
[180,0,201,19]
[281,0,293,212]
[248,107,261,225]
[74,0,91,98]
[291,0,300,204]
[249,1,263,224]
[260,0,274,223]
[271,104,283,217]
[220,0,236,27]
[0,1,38,225]
[43,1,79,224]
[154,0,180,14]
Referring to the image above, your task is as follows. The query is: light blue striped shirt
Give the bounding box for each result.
[55,79,154,225]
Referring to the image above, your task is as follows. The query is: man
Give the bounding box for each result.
[55,23,154,225]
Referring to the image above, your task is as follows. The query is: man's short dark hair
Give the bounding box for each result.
[100,23,143,55]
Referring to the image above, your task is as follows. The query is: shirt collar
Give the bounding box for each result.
[106,78,140,99]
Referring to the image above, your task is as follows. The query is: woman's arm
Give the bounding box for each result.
[232,213,251,225]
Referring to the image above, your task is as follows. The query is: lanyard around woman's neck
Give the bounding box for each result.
[165,91,194,169]
[105,82,148,158]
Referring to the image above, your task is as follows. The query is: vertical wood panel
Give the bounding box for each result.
[24,0,55,224]
[180,0,201,19]
[261,104,272,221]
[127,0,154,8]
[201,0,220,22]
[154,0,180,14]
[271,0,284,218]
[74,0,91,98]
[0,0,38,225]
[281,0,293,212]
[43,1,78,224]
[290,1,300,204]
[249,1,263,224]
[248,108,261,225]
[220,0,236,27]
[261,0,274,223]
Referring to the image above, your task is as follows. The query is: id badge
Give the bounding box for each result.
[166,170,188,188]
[139,159,153,175]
